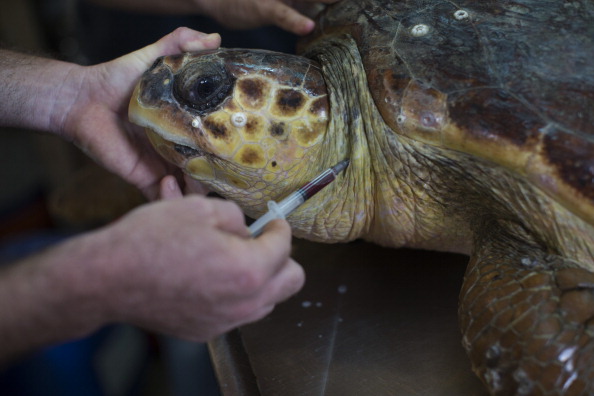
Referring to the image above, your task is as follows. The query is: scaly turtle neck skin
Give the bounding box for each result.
[304,35,594,263]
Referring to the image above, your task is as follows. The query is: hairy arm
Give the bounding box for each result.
[1,28,220,198]
[0,50,79,134]
[0,230,108,364]
[0,195,303,364]
[0,29,304,363]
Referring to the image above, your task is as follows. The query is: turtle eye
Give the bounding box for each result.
[194,76,218,99]
[173,62,234,113]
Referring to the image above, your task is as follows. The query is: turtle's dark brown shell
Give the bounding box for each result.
[302,0,594,224]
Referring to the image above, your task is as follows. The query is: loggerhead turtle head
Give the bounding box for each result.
[129,49,330,217]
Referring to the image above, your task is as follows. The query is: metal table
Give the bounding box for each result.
[210,239,488,395]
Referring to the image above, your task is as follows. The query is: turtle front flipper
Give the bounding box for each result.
[460,228,594,395]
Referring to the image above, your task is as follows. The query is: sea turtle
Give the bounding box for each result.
[128,0,594,394]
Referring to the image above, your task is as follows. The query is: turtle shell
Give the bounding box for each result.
[301,0,594,225]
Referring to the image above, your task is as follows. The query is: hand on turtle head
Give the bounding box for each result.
[62,28,220,199]
[197,0,341,35]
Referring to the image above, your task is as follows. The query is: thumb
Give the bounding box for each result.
[126,28,221,72]
[158,175,184,200]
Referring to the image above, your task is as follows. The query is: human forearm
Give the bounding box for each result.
[0,196,304,364]
[0,50,83,136]
[1,29,220,198]
[0,232,108,364]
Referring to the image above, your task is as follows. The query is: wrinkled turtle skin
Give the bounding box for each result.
[129,0,594,394]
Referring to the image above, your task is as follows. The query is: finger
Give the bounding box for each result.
[159,175,184,200]
[262,257,306,303]
[130,28,221,70]
[265,2,315,35]
[257,218,293,250]
[183,174,210,195]
[179,31,221,53]
[207,198,251,237]
[236,303,276,327]
[233,257,304,327]
[247,219,294,275]
[150,27,220,57]
[227,260,304,324]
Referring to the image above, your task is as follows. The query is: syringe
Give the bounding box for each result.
[248,159,350,237]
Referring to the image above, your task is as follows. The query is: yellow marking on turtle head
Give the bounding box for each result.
[241,114,267,142]
[202,112,239,157]
[263,173,277,183]
[271,88,307,118]
[234,144,267,168]
[225,174,250,189]
[236,77,271,110]
[269,122,289,140]
[293,120,324,147]
[186,157,215,180]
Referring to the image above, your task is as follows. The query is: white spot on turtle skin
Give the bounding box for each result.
[337,284,348,294]
[513,368,534,395]
[558,346,577,363]
[396,114,406,124]
[231,112,247,128]
[454,9,470,20]
[562,372,579,393]
[301,301,312,308]
[191,118,201,128]
[163,78,171,85]
[520,257,538,268]
[410,24,430,37]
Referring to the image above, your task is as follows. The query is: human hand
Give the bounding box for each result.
[88,194,304,340]
[0,186,303,360]
[60,28,220,199]
[196,0,340,35]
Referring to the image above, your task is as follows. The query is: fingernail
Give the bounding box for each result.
[205,33,221,42]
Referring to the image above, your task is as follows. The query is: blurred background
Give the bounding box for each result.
[0,1,298,395]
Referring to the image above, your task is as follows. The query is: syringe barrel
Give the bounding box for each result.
[248,210,278,237]
[248,159,349,237]
[275,191,305,217]
[248,192,305,237]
